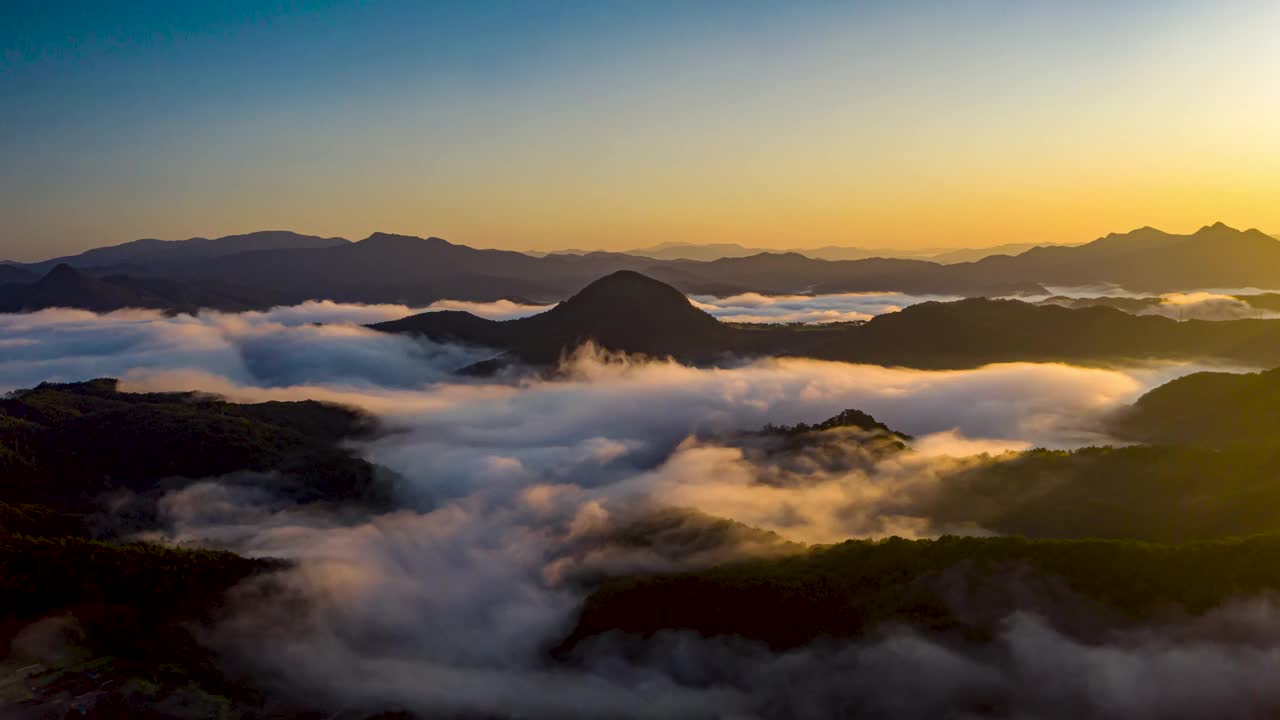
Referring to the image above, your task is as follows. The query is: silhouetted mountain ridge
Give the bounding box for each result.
[17,230,348,276]
[0,263,289,313]
[0,264,33,284]
[2,263,161,312]
[5,222,1278,313]
[542,240,1076,263]
[955,222,1280,290]
[375,272,1280,370]
[373,270,733,364]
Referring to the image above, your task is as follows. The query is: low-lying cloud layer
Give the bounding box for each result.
[682,287,1280,325]
[0,304,494,392]
[690,291,959,324]
[1030,286,1280,321]
[2,302,1271,718]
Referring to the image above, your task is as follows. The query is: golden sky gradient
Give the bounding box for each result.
[2,1,1277,259]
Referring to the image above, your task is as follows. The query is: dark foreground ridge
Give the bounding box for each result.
[5,368,1280,715]
[0,378,388,517]
[557,533,1280,655]
[0,379,401,717]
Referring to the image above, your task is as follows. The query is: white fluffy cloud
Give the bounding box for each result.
[2,303,1270,718]
[0,305,494,392]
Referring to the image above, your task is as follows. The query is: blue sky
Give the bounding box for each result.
[3,1,1277,260]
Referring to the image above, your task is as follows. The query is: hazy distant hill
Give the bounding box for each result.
[619,242,921,262]
[541,240,1068,263]
[622,242,785,261]
[927,242,1067,264]
[530,241,919,261]
[374,271,1280,370]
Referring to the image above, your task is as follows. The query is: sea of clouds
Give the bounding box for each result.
[689,291,960,323]
[2,301,1277,718]
[1030,287,1280,322]
[440,287,1280,325]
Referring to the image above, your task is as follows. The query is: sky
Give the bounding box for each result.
[1,0,1278,261]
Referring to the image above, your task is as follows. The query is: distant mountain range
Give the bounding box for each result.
[373,270,1280,371]
[620,232,1278,264]
[533,240,1075,263]
[13,230,348,276]
[2,222,1279,314]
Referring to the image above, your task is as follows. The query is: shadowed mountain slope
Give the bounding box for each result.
[0,264,154,313]
[372,270,738,363]
[0,263,290,313]
[0,264,33,284]
[1109,367,1280,449]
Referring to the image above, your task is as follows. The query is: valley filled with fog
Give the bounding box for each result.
[6,295,1280,718]
[694,287,1280,325]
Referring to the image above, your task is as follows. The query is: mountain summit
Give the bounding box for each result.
[541,270,721,333]
[372,270,731,364]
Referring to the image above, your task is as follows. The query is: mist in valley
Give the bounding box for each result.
[4,298,1278,718]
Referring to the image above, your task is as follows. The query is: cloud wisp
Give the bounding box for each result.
[1026,286,1280,321]
[690,291,959,324]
